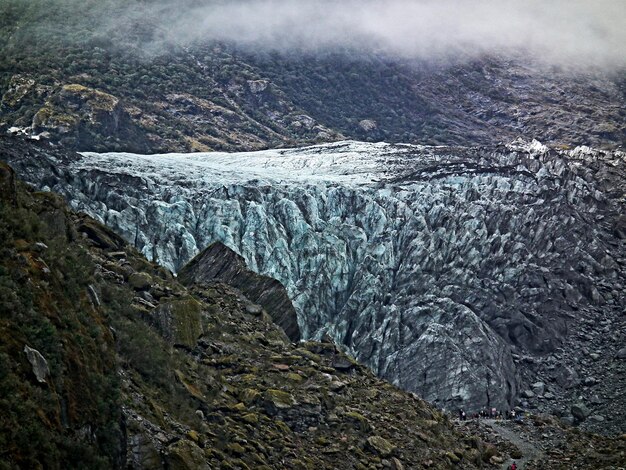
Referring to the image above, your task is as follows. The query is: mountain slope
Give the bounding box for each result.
[3,147,626,469]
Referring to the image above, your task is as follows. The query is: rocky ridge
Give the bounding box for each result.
[3,136,625,434]
[178,241,301,342]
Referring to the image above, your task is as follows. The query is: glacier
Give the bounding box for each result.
[6,139,625,412]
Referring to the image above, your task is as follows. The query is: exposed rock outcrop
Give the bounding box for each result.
[23,345,50,383]
[178,242,301,341]
[27,84,150,152]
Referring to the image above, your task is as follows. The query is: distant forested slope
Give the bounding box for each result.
[1,0,624,152]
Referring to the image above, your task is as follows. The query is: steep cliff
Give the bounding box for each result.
[4,136,625,429]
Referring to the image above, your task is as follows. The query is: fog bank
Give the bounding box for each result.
[159,0,626,68]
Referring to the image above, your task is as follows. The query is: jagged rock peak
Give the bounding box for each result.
[179,241,301,341]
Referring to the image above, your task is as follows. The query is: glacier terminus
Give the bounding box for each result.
[7,139,626,416]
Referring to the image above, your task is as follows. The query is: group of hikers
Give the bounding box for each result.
[457,407,524,422]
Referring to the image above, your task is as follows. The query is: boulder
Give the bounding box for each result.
[165,439,209,470]
[390,457,405,470]
[239,388,262,405]
[553,366,580,389]
[263,389,297,416]
[531,381,545,395]
[245,303,263,315]
[332,354,357,372]
[33,242,48,252]
[571,403,591,422]
[129,272,153,291]
[366,435,396,457]
[178,242,300,341]
[583,377,597,386]
[78,217,126,251]
[151,297,204,348]
[590,395,603,405]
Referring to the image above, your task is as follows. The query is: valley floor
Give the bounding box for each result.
[456,415,626,469]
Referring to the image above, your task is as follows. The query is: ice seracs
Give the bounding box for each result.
[8,140,625,415]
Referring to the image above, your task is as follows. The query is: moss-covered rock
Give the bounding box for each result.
[263,389,297,416]
[166,439,209,470]
[239,388,262,405]
[152,296,203,348]
[129,272,153,290]
[366,436,396,457]
[345,411,371,432]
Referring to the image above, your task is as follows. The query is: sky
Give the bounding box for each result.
[150,0,626,69]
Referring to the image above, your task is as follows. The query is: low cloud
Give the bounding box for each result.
[12,0,624,69]
[152,0,625,69]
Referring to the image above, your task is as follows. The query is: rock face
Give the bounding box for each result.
[178,242,301,341]
[0,161,17,206]
[23,345,50,383]
[30,84,149,152]
[3,137,626,417]
[151,297,204,349]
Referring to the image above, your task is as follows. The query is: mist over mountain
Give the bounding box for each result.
[158,0,626,70]
[1,0,625,152]
[9,0,626,69]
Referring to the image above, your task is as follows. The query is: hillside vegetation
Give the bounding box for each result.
[1,0,624,152]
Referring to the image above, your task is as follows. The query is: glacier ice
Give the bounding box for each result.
[8,140,626,411]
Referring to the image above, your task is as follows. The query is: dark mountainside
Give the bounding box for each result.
[1,0,625,152]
